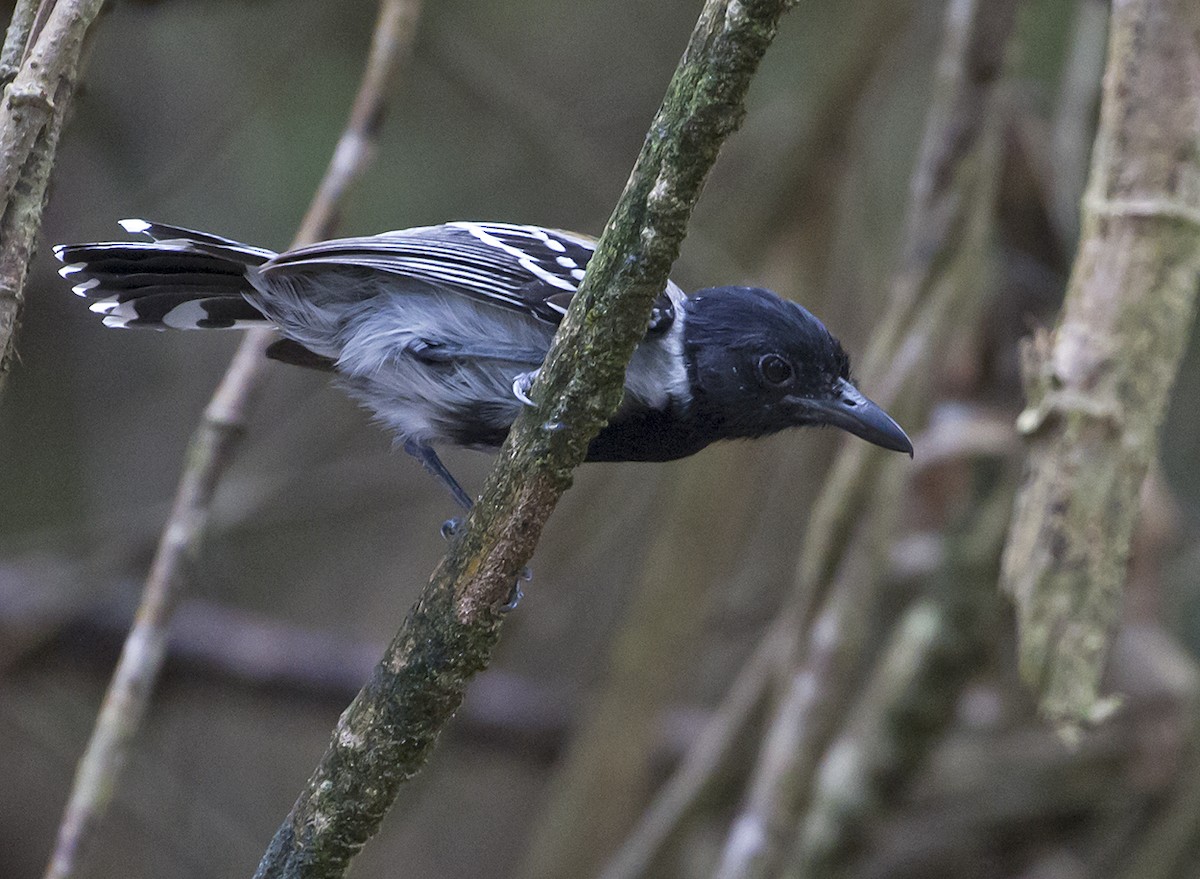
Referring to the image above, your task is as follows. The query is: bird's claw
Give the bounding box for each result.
[500,567,532,613]
[512,370,539,407]
[441,517,462,539]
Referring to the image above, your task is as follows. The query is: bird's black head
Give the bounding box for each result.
[682,287,912,455]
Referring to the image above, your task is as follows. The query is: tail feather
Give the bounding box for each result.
[116,218,277,263]
[55,219,277,330]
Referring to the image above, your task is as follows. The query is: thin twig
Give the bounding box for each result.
[711,565,874,879]
[253,5,797,876]
[791,0,1019,630]
[41,4,424,878]
[0,0,106,387]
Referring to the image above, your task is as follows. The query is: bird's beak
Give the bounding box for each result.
[800,378,913,456]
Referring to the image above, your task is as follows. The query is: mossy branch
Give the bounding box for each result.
[253,2,795,877]
[999,0,1200,730]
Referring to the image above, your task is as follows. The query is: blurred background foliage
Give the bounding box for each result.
[2,0,1199,877]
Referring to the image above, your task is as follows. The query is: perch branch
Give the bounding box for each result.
[41,4,424,878]
[253,3,797,877]
[999,0,1200,729]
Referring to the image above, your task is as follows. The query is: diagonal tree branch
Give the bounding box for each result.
[252,2,797,877]
[41,4,424,878]
[1000,0,1200,730]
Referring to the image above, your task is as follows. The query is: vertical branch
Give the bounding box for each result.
[41,4,424,879]
[999,0,1200,729]
[0,0,106,390]
[598,628,789,879]
[1049,0,1108,249]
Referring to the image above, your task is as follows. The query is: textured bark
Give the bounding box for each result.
[1000,0,1200,729]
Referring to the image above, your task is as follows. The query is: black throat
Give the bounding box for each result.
[585,402,719,463]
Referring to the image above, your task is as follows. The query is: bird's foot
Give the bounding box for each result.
[441,517,462,539]
[500,566,533,613]
[512,370,540,407]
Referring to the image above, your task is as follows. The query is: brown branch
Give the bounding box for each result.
[999,0,1200,729]
[712,561,876,879]
[0,0,105,388]
[252,3,796,877]
[791,0,1019,629]
[40,4,424,878]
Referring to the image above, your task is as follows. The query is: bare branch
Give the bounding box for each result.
[515,444,764,879]
[41,4,424,878]
[792,0,1019,628]
[1000,0,1200,729]
[786,468,1014,878]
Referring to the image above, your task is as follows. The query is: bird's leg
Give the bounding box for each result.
[403,440,474,511]
[405,439,529,610]
[411,338,546,365]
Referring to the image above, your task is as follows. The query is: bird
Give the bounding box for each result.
[55,219,913,510]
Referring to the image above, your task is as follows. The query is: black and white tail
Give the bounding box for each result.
[54,220,278,329]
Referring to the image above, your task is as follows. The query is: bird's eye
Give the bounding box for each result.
[758,354,793,386]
